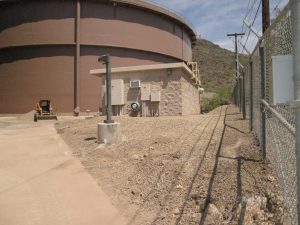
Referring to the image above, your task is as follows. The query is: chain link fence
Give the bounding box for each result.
[234,2,298,224]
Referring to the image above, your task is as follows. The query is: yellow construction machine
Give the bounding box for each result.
[34,100,57,122]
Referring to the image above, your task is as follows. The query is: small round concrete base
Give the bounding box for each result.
[97,122,121,144]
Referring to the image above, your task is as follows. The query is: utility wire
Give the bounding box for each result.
[241,0,262,54]
[245,0,259,21]
[271,0,283,17]
[241,0,252,33]
[240,0,259,50]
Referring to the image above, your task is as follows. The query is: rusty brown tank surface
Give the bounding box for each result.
[0,0,197,113]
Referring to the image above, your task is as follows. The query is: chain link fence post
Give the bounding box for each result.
[259,46,267,160]
[250,59,254,131]
[239,76,242,112]
[236,79,238,108]
[232,82,236,105]
[236,82,238,106]
[291,0,300,223]
[242,69,246,120]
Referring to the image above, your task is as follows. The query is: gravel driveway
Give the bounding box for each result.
[56,105,287,225]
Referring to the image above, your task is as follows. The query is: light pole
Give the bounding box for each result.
[97,54,121,144]
[98,54,114,124]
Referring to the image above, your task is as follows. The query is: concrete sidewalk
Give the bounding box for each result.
[0,119,126,225]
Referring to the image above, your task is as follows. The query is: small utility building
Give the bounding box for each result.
[90,62,202,116]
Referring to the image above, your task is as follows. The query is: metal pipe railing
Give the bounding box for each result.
[261,99,296,135]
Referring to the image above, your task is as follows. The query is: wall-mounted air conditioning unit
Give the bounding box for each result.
[130,80,141,88]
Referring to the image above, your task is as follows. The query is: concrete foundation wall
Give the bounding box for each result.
[105,67,201,116]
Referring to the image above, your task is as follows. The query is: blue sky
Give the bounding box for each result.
[145,0,289,52]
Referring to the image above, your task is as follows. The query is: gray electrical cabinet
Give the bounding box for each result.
[103,79,124,105]
[151,91,161,102]
[141,84,151,101]
[272,55,294,104]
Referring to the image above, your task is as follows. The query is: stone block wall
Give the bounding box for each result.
[181,74,201,115]
[105,67,201,116]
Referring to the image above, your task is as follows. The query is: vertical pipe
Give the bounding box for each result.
[242,70,246,120]
[75,0,80,112]
[105,55,113,123]
[250,60,254,131]
[259,46,266,160]
[291,0,300,222]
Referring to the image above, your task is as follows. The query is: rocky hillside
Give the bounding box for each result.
[193,39,236,89]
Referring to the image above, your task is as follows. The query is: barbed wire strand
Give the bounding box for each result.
[241,0,262,54]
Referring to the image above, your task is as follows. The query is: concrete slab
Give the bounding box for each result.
[0,120,126,225]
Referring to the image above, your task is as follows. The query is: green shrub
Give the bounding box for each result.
[202,85,231,113]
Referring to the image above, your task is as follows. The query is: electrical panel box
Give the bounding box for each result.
[272,55,294,104]
[130,80,141,88]
[151,91,161,102]
[103,79,124,105]
[141,84,151,101]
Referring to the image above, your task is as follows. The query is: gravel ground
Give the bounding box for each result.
[56,105,288,225]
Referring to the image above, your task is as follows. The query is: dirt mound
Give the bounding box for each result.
[16,110,35,121]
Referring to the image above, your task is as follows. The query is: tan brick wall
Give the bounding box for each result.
[181,73,201,115]
[105,67,200,116]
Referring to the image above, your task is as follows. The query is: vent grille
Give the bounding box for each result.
[130,80,141,88]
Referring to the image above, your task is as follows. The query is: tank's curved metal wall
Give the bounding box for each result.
[80,1,192,61]
[0,1,76,48]
[0,0,195,113]
[0,46,75,113]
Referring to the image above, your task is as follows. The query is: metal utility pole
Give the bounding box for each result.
[98,54,114,124]
[227,33,245,111]
[291,0,300,222]
[262,0,270,33]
